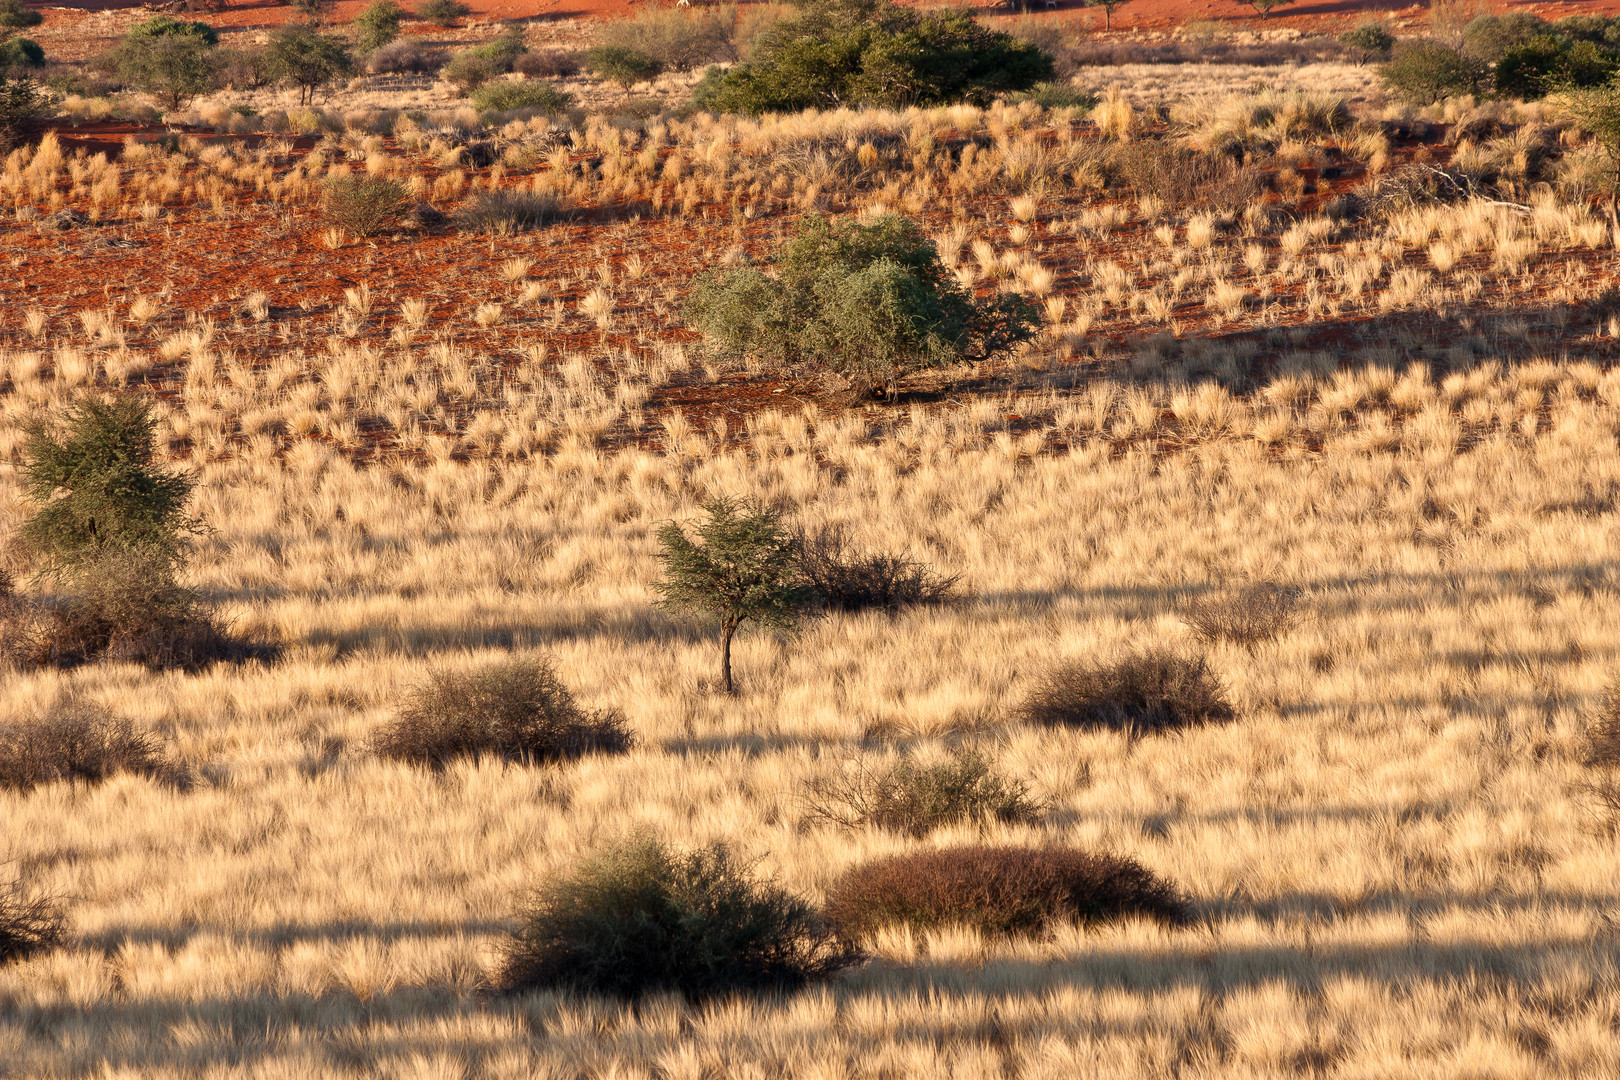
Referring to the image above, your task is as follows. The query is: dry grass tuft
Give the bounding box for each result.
[0,701,172,794]
[1018,648,1234,734]
[1179,582,1303,651]
[371,656,633,768]
[824,845,1186,940]
[801,748,1041,838]
[499,835,859,999]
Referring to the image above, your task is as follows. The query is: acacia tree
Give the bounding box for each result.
[1084,0,1131,31]
[654,499,809,694]
[1245,0,1295,18]
[265,21,353,105]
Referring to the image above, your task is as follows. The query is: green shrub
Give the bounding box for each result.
[415,0,469,27]
[684,213,1039,398]
[699,0,1052,114]
[125,14,219,46]
[655,497,810,695]
[0,701,171,793]
[0,36,42,73]
[794,523,956,612]
[470,78,571,113]
[1496,36,1616,100]
[371,656,631,768]
[18,396,196,579]
[467,24,526,69]
[1461,12,1548,62]
[109,29,220,109]
[596,6,734,71]
[442,49,497,94]
[586,44,662,91]
[453,189,560,234]
[0,0,42,29]
[0,75,38,151]
[265,21,354,105]
[1018,648,1235,735]
[0,879,62,968]
[1379,41,1486,105]
[322,175,407,236]
[499,835,858,998]
[803,748,1040,837]
[1338,21,1395,59]
[353,0,404,53]
[824,846,1186,941]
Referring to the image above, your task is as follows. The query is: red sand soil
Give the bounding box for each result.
[25,0,1620,34]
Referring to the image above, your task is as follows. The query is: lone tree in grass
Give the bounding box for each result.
[265,21,354,105]
[1245,0,1294,17]
[654,498,809,694]
[587,44,662,93]
[1084,0,1132,31]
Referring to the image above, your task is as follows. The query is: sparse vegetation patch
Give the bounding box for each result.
[1019,649,1235,734]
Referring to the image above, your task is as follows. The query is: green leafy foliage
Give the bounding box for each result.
[108,25,220,109]
[586,44,662,91]
[803,748,1041,837]
[265,21,354,105]
[442,50,496,93]
[467,24,527,68]
[1462,12,1552,62]
[415,0,469,27]
[499,835,858,999]
[1338,21,1395,59]
[370,657,633,768]
[654,498,809,693]
[0,36,42,73]
[824,846,1187,940]
[353,0,404,54]
[696,0,1051,114]
[18,396,196,579]
[1378,40,1487,104]
[1555,82,1620,188]
[1496,35,1616,99]
[684,214,1039,397]
[470,78,571,114]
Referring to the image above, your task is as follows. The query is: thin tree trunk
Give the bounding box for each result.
[720,619,736,694]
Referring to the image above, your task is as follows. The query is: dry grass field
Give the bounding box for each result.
[7,17,1620,1075]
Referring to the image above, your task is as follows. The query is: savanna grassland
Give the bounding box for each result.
[8,9,1620,1079]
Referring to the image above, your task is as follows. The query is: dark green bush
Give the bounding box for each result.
[453,189,560,234]
[322,175,408,236]
[353,0,404,54]
[1379,41,1487,105]
[370,657,631,768]
[824,846,1186,940]
[0,701,171,793]
[685,213,1039,398]
[415,0,468,27]
[125,14,219,46]
[586,44,662,91]
[1009,81,1096,109]
[698,0,1052,114]
[470,78,571,114]
[0,74,38,148]
[499,835,858,998]
[794,523,956,612]
[0,880,62,967]
[1496,36,1616,100]
[803,749,1040,837]
[18,396,196,579]
[265,21,353,105]
[0,0,42,29]
[0,37,42,73]
[1462,12,1548,62]
[1018,648,1235,735]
